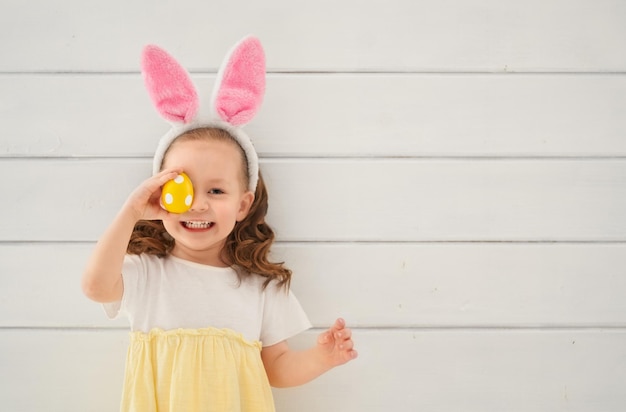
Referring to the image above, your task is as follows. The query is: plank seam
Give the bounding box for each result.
[1,70,626,76]
[2,240,626,246]
[2,326,626,332]
[3,156,626,162]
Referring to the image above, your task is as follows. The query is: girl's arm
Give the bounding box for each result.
[81,169,181,303]
[261,318,358,388]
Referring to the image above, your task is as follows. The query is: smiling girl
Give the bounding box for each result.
[81,37,357,411]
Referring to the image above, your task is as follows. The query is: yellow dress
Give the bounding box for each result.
[120,328,274,412]
[103,254,312,412]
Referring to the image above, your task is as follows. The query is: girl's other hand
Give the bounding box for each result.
[317,318,358,367]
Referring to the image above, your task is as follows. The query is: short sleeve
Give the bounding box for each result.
[102,254,143,320]
[260,283,312,347]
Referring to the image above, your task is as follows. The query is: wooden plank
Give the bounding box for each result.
[2,243,625,328]
[281,329,626,412]
[1,328,625,411]
[0,329,128,412]
[1,0,625,72]
[0,159,624,242]
[2,74,626,157]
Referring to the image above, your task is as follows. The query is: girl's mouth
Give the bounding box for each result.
[181,221,214,230]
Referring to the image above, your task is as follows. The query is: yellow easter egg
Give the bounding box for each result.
[161,172,194,214]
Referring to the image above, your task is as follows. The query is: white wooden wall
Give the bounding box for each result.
[1,0,625,410]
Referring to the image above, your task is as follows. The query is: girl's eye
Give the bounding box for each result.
[208,189,224,195]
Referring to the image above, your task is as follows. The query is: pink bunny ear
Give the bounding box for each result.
[212,36,265,126]
[141,45,199,123]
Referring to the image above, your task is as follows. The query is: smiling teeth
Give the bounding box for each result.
[183,221,213,229]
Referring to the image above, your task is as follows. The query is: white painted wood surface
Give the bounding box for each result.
[2,243,626,329]
[1,159,625,242]
[1,0,625,72]
[2,74,626,157]
[2,329,625,412]
[1,0,624,410]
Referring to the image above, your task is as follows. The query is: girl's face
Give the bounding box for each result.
[161,137,254,266]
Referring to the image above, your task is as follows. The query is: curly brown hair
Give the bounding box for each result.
[127,128,291,289]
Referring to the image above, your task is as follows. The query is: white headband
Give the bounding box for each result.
[142,36,265,192]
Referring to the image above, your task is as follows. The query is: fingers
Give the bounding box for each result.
[317,330,332,345]
[321,318,358,363]
[333,327,352,345]
[125,169,184,220]
[335,319,358,361]
[150,169,187,199]
[330,317,346,333]
[343,348,358,362]
[153,168,184,188]
[319,318,346,344]
[334,328,354,352]
[135,169,181,200]
[151,169,182,203]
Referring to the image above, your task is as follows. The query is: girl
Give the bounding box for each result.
[81,37,357,411]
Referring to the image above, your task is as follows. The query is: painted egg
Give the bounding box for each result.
[161,172,194,214]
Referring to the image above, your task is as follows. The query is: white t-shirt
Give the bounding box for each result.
[104,254,312,347]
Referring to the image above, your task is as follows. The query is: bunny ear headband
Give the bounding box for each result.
[142,35,265,192]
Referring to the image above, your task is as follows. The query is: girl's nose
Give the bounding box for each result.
[189,193,209,212]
